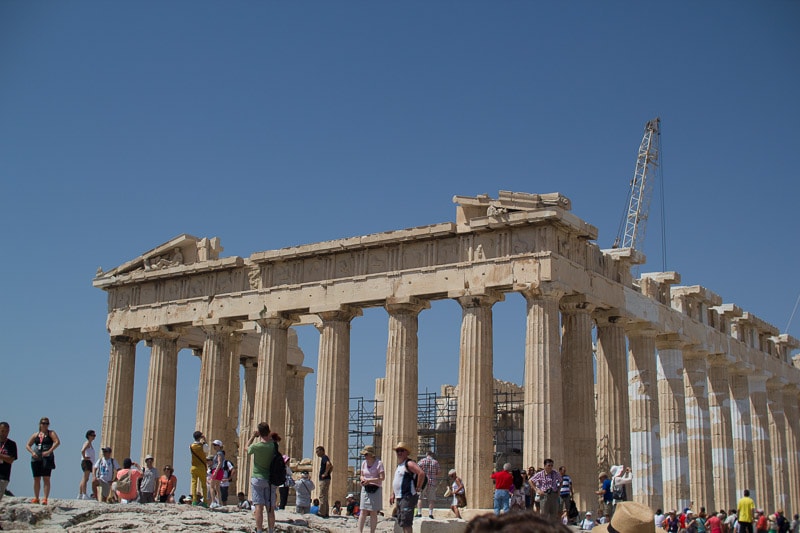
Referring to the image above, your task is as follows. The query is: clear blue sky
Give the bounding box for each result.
[1,1,798,500]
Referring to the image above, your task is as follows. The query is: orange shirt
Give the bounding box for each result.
[116,468,142,501]
[159,474,177,496]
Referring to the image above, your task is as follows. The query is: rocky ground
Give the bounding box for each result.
[0,497,410,532]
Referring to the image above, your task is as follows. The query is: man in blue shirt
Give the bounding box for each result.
[596,472,613,518]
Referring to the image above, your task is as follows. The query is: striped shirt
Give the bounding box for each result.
[532,468,562,493]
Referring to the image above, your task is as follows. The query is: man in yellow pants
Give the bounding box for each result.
[189,430,209,506]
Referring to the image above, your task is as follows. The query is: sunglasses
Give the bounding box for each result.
[40,421,50,425]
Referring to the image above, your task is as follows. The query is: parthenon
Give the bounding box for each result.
[93,190,800,515]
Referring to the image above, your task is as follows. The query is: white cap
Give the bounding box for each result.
[212,439,223,446]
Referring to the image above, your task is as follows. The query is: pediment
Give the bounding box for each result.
[96,234,223,278]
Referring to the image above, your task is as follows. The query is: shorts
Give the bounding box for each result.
[420,482,437,501]
[81,459,93,472]
[31,459,53,478]
[0,479,8,502]
[220,485,229,503]
[250,477,277,508]
[395,494,419,527]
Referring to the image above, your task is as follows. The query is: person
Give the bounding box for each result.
[509,469,526,512]
[580,512,596,530]
[416,450,440,519]
[92,446,118,502]
[189,430,209,506]
[466,510,574,533]
[789,514,798,533]
[78,429,96,500]
[532,458,562,521]
[315,445,333,518]
[776,511,789,533]
[157,465,177,503]
[332,500,343,515]
[520,470,531,509]
[0,421,18,503]
[219,455,236,505]
[247,422,278,533]
[593,501,657,533]
[357,445,384,533]
[390,441,425,533]
[491,463,513,515]
[665,510,681,533]
[346,493,360,516]
[724,510,738,533]
[115,458,143,503]
[610,465,632,506]
[278,454,293,510]
[25,417,60,505]
[708,512,723,533]
[448,468,465,519]
[310,498,320,515]
[208,439,225,508]
[559,466,573,512]
[654,509,666,529]
[737,490,756,533]
[138,455,158,503]
[237,491,252,510]
[293,470,315,514]
[596,472,613,519]
[757,510,769,533]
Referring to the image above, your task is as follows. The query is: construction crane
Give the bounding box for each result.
[613,117,661,251]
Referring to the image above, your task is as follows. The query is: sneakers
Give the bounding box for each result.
[429,514,435,519]
[31,498,40,504]
[209,502,220,509]
[415,513,422,517]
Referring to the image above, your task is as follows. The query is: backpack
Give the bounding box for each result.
[611,479,626,501]
[568,498,580,519]
[269,442,286,486]
[402,459,428,495]
[116,470,133,493]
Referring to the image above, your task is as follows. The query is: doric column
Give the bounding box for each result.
[237,359,257,497]
[766,379,789,513]
[656,334,690,511]
[225,333,243,462]
[382,298,429,472]
[196,324,235,443]
[706,355,735,510]
[285,365,313,461]
[141,328,180,468]
[782,388,800,513]
[453,291,502,510]
[729,370,755,494]
[595,312,631,474]
[102,334,138,460]
[683,350,714,511]
[748,374,773,508]
[561,296,596,512]
[522,287,564,469]
[253,315,298,437]
[313,307,360,509]
[626,324,662,510]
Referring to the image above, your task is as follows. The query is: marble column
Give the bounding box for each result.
[782,388,800,515]
[382,297,428,502]
[748,374,773,508]
[196,324,234,444]
[766,379,789,514]
[595,313,631,474]
[225,333,243,461]
[656,335,690,512]
[454,291,501,511]
[683,350,714,510]
[253,315,298,437]
[237,359,257,497]
[522,288,564,469]
[285,365,313,461]
[706,355,735,511]
[561,296,596,512]
[141,328,180,468]
[313,307,360,510]
[729,371,755,495]
[626,325,662,510]
[102,334,138,460]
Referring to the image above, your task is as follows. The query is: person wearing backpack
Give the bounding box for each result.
[389,441,425,533]
[247,422,278,533]
[114,458,142,503]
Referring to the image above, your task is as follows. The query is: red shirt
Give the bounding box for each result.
[491,470,514,490]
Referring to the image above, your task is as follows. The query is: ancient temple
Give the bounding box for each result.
[93,191,800,514]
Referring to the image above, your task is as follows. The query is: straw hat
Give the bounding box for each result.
[393,441,411,452]
[360,445,377,456]
[592,502,658,533]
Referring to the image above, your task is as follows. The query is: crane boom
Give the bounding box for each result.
[613,117,660,250]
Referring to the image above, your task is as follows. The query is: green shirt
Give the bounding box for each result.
[248,440,277,480]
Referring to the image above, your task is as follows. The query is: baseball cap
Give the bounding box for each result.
[212,439,223,446]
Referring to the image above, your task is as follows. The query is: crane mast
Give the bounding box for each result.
[613,117,661,250]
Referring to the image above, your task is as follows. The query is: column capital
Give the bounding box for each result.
[516,282,566,303]
[196,320,242,336]
[766,377,788,392]
[655,332,690,350]
[255,314,299,330]
[623,321,659,337]
[111,332,142,344]
[450,289,504,308]
[385,296,430,316]
[707,353,735,368]
[313,305,362,324]
[560,294,595,315]
[593,309,626,327]
[683,347,709,361]
[141,325,183,342]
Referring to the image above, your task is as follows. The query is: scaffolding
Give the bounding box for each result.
[347,384,525,507]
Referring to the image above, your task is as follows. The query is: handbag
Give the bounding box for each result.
[364,484,379,493]
[444,487,452,498]
[456,492,467,508]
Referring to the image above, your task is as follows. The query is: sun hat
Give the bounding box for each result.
[393,441,411,452]
[145,455,154,461]
[592,501,658,533]
[360,445,377,456]
[449,469,457,476]
[102,447,112,452]
[212,439,223,446]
